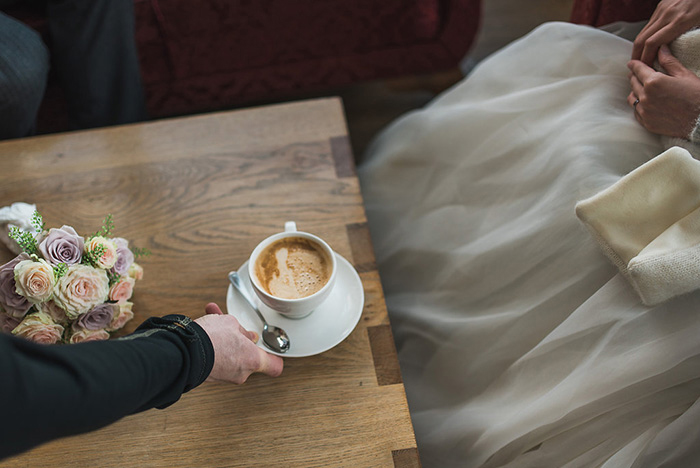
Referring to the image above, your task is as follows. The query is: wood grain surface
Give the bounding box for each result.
[0,98,419,467]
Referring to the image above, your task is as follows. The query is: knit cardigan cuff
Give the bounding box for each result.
[690,114,700,144]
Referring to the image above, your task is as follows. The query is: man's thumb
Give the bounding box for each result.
[205,302,224,315]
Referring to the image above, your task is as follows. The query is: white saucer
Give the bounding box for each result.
[226,253,364,357]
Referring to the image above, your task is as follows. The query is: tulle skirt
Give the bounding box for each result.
[359,22,700,467]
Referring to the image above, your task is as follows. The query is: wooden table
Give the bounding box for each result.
[0,98,419,467]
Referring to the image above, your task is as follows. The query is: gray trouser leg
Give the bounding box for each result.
[47,0,148,129]
[0,12,50,140]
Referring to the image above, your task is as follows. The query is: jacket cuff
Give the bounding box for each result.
[134,314,215,392]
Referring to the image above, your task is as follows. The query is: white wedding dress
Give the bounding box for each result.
[358,22,700,467]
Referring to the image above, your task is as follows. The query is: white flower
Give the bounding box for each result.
[0,203,38,255]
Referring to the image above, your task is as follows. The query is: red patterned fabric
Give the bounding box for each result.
[570,0,658,26]
[6,0,482,131]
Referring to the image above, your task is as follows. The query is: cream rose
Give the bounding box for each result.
[107,301,134,332]
[12,312,64,344]
[128,262,143,281]
[109,276,135,303]
[85,236,117,269]
[36,299,70,325]
[69,325,110,343]
[53,264,109,319]
[14,258,55,303]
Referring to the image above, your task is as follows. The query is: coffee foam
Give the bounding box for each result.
[255,237,331,299]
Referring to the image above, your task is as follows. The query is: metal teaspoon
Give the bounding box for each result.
[228,271,291,354]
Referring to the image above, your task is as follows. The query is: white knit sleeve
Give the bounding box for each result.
[690,114,700,143]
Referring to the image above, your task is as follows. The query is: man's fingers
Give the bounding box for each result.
[240,325,259,343]
[255,348,284,377]
[205,302,224,315]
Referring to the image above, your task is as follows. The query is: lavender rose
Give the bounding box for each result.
[38,225,84,266]
[78,303,117,330]
[0,311,22,334]
[111,237,134,276]
[0,254,32,318]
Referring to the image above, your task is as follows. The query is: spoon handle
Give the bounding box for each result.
[228,272,268,325]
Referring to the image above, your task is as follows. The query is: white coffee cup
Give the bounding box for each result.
[248,221,337,318]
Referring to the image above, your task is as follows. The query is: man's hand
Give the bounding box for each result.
[632,0,700,65]
[627,45,700,138]
[195,302,283,384]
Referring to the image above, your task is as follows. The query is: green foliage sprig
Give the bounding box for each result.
[82,244,107,268]
[131,246,151,259]
[53,262,68,280]
[10,210,149,271]
[31,211,46,232]
[90,214,114,239]
[8,226,38,255]
[107,269,121,286]
[8,211,46,256]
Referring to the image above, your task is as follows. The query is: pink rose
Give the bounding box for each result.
[109,276,135,303]
[107,301,134,332]
[85,236,117,269]
[12,312,64,344]
[14,258,55,304]
[0,311,22,334]
[69,325,110,344]
[53,265,109,319]
[128,262,143,281]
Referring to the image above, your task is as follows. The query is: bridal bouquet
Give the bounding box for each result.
[0,211,147,344]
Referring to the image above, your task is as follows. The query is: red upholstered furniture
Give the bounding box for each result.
[570,0,658,26]
[7,0,482,131]
[140,0,481,118]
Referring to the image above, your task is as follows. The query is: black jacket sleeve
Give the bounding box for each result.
[0,314,214,460]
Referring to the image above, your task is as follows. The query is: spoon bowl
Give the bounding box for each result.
[228,271,290,354]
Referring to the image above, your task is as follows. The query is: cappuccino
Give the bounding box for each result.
[254,236,332,299]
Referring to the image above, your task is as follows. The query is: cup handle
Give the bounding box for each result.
[284,221,297,232]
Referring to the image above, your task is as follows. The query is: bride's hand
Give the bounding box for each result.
[632,0,700,66]
[627,45,700,138]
